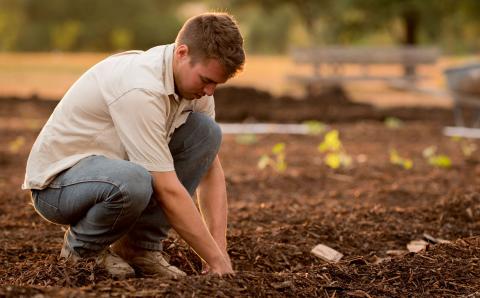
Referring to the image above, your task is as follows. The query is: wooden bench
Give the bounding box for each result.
[287,46,440,95]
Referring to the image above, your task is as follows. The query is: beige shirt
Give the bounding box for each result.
[23,44,215,190]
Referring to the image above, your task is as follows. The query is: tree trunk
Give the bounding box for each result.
[293,0,317,43]
[402,9,419,78]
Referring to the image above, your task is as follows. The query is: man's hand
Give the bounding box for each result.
[202,251,232,275]
[206,252,233,275]
[197,156,231,274]
[150,171,232,275]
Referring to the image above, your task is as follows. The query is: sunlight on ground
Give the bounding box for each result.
[1,52,479,107]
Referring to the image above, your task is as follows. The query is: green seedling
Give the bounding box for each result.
[26,119,43,130]
[422,145,452,168]
[257,142,287,173]
[303,120,326,135]
[235,134,257,145]
[428,155,452,168]
[324,152,352,169]
[450,136,477,157]
[422,146,437,159]
[8,136,26,154]
[318,130,341,152]
[389,149,413,170]
[461,142,478,157]
[318,130,351,169]
[384,117,403,129]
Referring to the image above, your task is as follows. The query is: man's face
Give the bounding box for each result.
[173,45,228,100]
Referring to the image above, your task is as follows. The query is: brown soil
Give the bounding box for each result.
[1,87,479,297]
[214,86,454,124]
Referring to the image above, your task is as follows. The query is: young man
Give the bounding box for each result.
[22,12,245,279]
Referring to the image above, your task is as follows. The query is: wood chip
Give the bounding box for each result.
[311,244,343,263]
[423,233,451,244]
[407,240,429,253]
[270,280,293,289]
[346,290,373,298]
[386,250,408,256]
[423,233,439,244]
[368,255,391,264]
[466,207,473,219]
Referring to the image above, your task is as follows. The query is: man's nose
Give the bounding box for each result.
[203,83,216,96]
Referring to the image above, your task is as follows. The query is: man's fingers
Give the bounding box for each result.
[201,262,211,275]
[205,270,235,277]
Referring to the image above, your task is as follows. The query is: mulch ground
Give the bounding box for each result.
[1,87,479,297]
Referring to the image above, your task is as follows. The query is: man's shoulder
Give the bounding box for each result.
[127,44,174,94]
[106,44,170,59]
[108,50,144,58]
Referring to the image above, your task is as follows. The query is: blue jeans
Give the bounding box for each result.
[31,113,222,256]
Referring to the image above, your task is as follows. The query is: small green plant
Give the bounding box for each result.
[257,142,287,172]
[461,142,478,157]
[384,117,404,129]
[8,136,25,154]
[235,134,257,145]
[389,149,413,170]
[318,130,351,169]
[450,136,477,157]
[422,146,452,168]
[303,120,327,135]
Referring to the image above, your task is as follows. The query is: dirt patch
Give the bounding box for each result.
[214,86,454,124]
[1,86,454,124]
[1,88,479,297]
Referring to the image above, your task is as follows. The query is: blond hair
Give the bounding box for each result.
[176,12,245,78]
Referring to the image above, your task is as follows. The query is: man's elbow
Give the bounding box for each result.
[204,157,224,179]
[150,171,185,203]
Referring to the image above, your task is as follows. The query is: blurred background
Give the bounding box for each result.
[1,0,480,107]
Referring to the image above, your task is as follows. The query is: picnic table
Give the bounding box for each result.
[287,46,440,95]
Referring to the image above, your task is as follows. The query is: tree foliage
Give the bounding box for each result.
[1,0,480,53]
[0,0,184,51]
[228,0,480,52]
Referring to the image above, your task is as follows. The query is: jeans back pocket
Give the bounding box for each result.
[32,189,69,225]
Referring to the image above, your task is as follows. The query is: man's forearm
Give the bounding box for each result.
[198,156,228,250]
[151,171,229,271]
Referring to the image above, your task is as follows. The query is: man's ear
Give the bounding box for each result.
[175,44,189,60]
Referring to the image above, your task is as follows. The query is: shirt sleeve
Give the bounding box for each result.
[108,88,174,172]
[194,95,215,119]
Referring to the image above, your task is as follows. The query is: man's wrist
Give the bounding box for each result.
[210,232,227,251]
[208,250,228,268]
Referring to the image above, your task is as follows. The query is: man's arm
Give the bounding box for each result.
[197,156,228,252]
[150,171,232,275]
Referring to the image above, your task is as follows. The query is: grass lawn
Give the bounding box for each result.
[1,51,476,107]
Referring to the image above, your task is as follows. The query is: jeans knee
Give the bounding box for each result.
[115,162,152,214]
[188,112,222,153]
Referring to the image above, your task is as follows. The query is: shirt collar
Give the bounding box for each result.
[163,43,181,102]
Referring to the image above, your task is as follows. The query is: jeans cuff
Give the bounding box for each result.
[126,238,164,251]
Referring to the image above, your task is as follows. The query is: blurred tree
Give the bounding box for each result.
[345,0,458,46]
[2,0,480,53]
[50,20,82,51]
[3,0,186,51]
[110,28,133,51]
[340,0,478,74]
[243,5,294,53]
[229,0,467,46]
[0,0,25,50]
[228,0,336,45]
